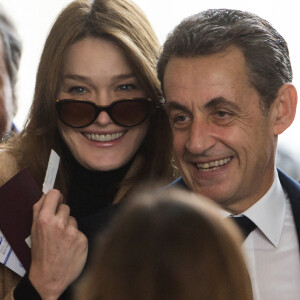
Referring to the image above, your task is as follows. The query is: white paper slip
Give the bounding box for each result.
[42,149,60,194]
[25,236,31,248]
[26,149,61,251]
[0,230,26,277]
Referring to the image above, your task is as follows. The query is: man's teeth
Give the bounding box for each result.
[85,132,124,142]
[196,157,232,171]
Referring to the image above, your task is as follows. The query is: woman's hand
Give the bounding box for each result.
[28,189,88,300]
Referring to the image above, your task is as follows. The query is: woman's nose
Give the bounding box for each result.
[94,111,114,126]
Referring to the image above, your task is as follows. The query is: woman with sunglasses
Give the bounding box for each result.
[0,0,174,299]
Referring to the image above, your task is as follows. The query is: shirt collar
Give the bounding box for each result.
[220,171,286,247]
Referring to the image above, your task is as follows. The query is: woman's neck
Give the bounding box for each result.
[61,143,134,219]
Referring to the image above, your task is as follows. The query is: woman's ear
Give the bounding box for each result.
[272,83,297,135]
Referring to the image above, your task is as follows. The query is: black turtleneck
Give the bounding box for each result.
[64,146,133,220]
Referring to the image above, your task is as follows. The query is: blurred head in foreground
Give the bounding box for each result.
[76,187,253,300]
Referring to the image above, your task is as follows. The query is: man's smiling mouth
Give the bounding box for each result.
[196,157,232,172]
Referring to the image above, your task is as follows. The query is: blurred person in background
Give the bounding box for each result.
[0,5,22,141]
[276,145,300,182]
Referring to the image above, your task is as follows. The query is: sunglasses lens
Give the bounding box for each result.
[57,101,95,128]
[112,99,151,126]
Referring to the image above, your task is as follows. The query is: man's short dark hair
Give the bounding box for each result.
[157,9,292,112]
[0,6,22,115]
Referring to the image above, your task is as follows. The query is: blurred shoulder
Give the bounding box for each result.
[0,150,20,186]
[0,262,21,299]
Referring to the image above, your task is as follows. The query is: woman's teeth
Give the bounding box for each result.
[84,132,125,142]
[196,157,232,171]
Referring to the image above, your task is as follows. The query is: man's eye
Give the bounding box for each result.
[169,114,191,129]
[68,86,86,94]
[216,111,229,118]
[213,110,235,126]
[174,115,189,122]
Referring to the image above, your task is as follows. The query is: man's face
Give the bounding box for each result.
[164,46,276,213]
[0,38,13,139]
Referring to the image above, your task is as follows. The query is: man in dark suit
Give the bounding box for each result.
[157,9,300,300]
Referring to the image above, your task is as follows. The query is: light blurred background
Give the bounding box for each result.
[1,0,300,176]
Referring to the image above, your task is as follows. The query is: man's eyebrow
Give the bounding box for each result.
[204,97,241,111]
[165,101,191,114]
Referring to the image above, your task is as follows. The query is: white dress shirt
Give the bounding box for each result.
[223,172,300,300]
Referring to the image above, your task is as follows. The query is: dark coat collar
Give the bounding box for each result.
[277,169,300,243]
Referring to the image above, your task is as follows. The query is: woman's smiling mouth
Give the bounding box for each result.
[84,131,126,142]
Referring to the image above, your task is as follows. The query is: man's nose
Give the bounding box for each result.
[185,118,217,154]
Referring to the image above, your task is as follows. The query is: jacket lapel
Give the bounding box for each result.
[278,169,300,247]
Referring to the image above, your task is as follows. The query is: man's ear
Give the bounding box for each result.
[272,83,297,135]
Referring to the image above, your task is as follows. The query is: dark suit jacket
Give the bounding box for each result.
[169,169,300,246]
[278,169,300,246]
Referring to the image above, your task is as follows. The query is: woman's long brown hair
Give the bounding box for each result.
[2,0,174,198]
